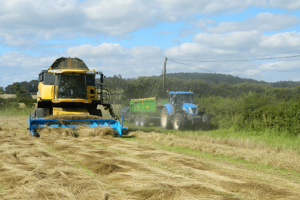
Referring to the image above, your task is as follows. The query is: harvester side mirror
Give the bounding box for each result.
[39,74,43,82]
[100,74,104,84]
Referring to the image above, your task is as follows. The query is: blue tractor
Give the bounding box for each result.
[161,91,209,131]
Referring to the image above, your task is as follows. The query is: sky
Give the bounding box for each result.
[1,0,300,88]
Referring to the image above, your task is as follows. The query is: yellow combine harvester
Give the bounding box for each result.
[28,57,127,136]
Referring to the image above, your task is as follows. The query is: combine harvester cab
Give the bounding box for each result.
[28,57,127,137]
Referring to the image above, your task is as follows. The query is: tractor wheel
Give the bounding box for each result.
[89,109,102,117]
[173,113,187,131]
[135,117,140,126]
[161,107,172,129]
[140,117,149,127]
[202,114,210,130]
[196,114,210,131]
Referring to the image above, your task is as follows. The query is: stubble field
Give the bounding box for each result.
[0,116,300,200]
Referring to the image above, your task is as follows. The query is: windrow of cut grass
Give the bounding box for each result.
[0,117,111,200]
[133,130,300,174]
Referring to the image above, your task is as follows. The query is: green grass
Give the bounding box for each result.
[121,137,300,182]
[123,121,300,153]
[0,107,33,116]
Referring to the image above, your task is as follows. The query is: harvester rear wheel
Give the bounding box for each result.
[135,117,140,126]
[161,107,172,129]
[140,117,149,127]
[173,113,187,131]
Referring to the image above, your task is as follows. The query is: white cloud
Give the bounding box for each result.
[205,13,300,33]
[0,0,299,48]
[269,0,300,10]
[193,31,300,54]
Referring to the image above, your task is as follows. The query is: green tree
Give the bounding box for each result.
[12,83,35,107]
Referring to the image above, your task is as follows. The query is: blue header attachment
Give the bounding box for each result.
[28,115,128,137]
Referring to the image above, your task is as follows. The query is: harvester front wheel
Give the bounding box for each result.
[161,107,172,129]
[35,108,50,118]
[135,117,140,126]
[140,117,149,127]
[173,113,187,131]
[31,110,36,119]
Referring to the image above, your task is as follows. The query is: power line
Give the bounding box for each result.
[167,58,216,73]
[168,54,300,63]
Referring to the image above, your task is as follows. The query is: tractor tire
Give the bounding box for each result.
[202,114,210,130]
[173,113,187,131]
[161,107,172,129]
[140,117,149,127]
[89,109,102,117]
[35,108,44,118]
[135,117,140,126]
[196,114,210,131]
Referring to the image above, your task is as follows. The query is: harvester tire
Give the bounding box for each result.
[135,117,140,126]
[173,113,187,131]
[140,117,149,127]
[43,108,50,117]
[36,108,44,118]
[161,107,172,129]
[31,110,36,119]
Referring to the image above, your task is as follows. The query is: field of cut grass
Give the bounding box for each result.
[123,121,300,153]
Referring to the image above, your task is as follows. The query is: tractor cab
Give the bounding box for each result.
[168,91,198,116]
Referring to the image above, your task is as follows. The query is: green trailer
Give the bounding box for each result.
[129,97,169,126]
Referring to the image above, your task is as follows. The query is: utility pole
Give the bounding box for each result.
[163,56,167,96]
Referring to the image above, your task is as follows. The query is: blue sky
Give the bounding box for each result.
[1,0,300,88]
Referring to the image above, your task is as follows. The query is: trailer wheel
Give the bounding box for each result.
[135,117,140,126]
[140,117,149,127]
[128,115,134,123]
[161,107,172,129]
[173,113,187,131]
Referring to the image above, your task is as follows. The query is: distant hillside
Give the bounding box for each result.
[159,72,300,88]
